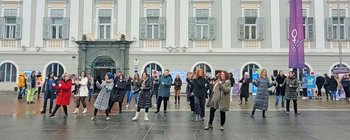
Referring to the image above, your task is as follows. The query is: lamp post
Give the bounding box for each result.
[134,58,140,74]
[337,0,342,65]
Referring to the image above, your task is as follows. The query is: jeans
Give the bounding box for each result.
[51,105,68,116]
[18,87,25,98]
[88,88,94,101]
[331,90,337,101]
[286,99,298,113]
[127,91,139,105]
[43,91,55,113]
[189,96,195,112]
[194,96,205,117]
[275,96,285,106]
[208,107,226,126]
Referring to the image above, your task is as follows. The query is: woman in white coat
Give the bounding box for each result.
[73,71,89,114]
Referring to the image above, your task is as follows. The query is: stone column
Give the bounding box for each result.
[78,42,87,73]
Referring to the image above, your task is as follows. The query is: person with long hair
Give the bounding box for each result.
[152,75,159,107]
[186,72,195,113]
[283,71,300,116]
[127,74,141,108]
[328,75,338,101]
[26,70,37,104]
[91,72,114,121]
[174,74,182,104]
[155,69,172,114]
[132,72,153,121]
[73,71,89,114]
[228,72,235,102]
[125,74,132,107]
[87,74,94,102]
[49,73,72,119]
[275,70,286,107]
[193,69,207,121]
[41,72,57,114]
[239,72,250,105]
[251,69,273,119]
[341,74,350,100]
[109,73,126,113]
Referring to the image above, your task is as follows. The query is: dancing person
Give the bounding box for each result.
[193,69,207,121]
[127,74,141,108]
[283,71,300,116]
[36,72,43,99]
[186,72,195,113]
[132,72,153,121]
[17,72,26,99]
[109,74,126,113]
[26,71,37,104]
[87,74,94,102]
[155,69,172,114]
[275,70,286,107]
[49,73,72,119]
[205,71,231,131]
[174,74,182,104]
[91,72,114,121]
[239,72,250,105]
[40,72,57,114]
[73,71,89,114]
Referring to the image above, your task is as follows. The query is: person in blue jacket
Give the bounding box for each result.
[155,69,172,114]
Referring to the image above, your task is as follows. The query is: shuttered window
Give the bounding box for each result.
[189,9,215,40]
[327,9,348,40]
[238,9,264,40]
[0,9,22,40]
[43,9,69,40]
[140,9,166,40]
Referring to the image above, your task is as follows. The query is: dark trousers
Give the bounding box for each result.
[51,105,68,116]
[76,97,87,108]
[343,86,350,98]
[157,96,169,112]
[43,91,55,113]
[137,107,149,113]
[302,88,307,97]
[37,87,42,98]
[240,96,248,102]
[208,108,226,126]
[108,101,122,113]
[18,87,25,98]
[94,108,109,116]
[286,99,298,113]
[317,86,323,97]
[194,96,205,117]
[189,96,195,112]
[324,87,330,99]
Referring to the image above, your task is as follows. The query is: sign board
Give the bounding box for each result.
[332,67,350,74]
[305,74,316,89]
[252,71,259,96]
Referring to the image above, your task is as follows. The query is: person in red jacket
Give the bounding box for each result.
[49,73,72,119]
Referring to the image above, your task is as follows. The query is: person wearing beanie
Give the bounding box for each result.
[91,72,114,121]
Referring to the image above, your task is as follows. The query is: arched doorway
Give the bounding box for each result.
[46,62,64,78]
[242,63,261,82]
[192,62,213,77]
[92,56,116,82]
[143,62,163,77]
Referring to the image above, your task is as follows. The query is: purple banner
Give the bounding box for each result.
[289,0,305,69]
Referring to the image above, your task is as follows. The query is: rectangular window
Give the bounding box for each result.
[51,18,63,39]
[146,9,160,40]
[244,17,257,40]
[99,17,111,39]
[5,18,16,39]
[195,9,210,40]
[332,9,346,40]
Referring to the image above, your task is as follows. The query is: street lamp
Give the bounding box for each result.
[337,0,342,65]
[134,58,140,74]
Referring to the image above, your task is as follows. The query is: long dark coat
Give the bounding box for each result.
[283,77,299,100]
[239,78,250,98]
[112,80,126,103]
[138,78,153,109]
[253,77,273,111]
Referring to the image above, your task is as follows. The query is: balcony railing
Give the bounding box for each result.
[243,40,259,48]
[194,40,209,48]
[47,40,64,48]
[1,40,17,48]
[145,40,161,48]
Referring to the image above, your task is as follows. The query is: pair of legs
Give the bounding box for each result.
[317,86,323,97]
[188,96,195,112]
[251,108,266,118]
[156,96,169,113]
[41,92,55,113]
[88,89,94,102]
[93,108,109,118]
[127,91,139,106]
[76,97,87,108]
[324,87,330,99]
[286,99,298,114]
[275,88,285,107]
[36,87,42,98]
[208,108,226,127]
[194,96,205,121]
[330,90,337,101]
[132,106,150,121]
[18,87,25,99]
[174,90,181,104]
[109,100,123,113]
[240,96,248,104]
[51,105,68,116]
[26,88,35,103]
[302,88,308,97]
[343,86,350,99]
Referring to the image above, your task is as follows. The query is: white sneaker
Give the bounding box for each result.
[82,108,87,114]
[73,108,79,114]
[135,105,138,108]
[126,104,129,108]
[106,117,110,121]
[132,112,140,121]
[91,117,95,121]
[144,113,149,122]
[154,104,157,107]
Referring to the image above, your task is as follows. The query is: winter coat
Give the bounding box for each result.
[138,78,153,108]
[239,78,250,98]
[328,78,338,91]
[230,77,235,87]
[53,79,72,105]
[125,78,132,91]
[174,78,182,90]
[42,78,57,99]
[207,80,231,112]
[253,77,273,111]
[94,80,114,110]
[157,75,172,97]
[27,75,36,89]
[341,78,350,88]
[78,77,89,97]
[316,76,325,88]
[112,79,126,103]
[283,77,299,100]
[152,79,159,95]
[17,72,26,88]
[276,75,286,94]
[193,77,207,98]
[36,76,43,88]
[186,78,194,97]
[131,79,141,93]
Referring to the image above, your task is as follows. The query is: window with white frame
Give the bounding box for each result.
[332,9,346,40]
[0,63,17,82]
[238,9,264,40]
[98,9,112,39]
[144,63,163,77]
[46,63,64,78]
[43,9,69,40]
[0,9,22,40]
[5,17,16,39]
[189,9,215,40]
[139,9,166,40]
[147,16,159,39]
[51,18,63,39]
[193,63,212,77]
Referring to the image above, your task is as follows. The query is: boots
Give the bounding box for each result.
[175,97,177,104]
[40,108,46,114]
[73,108,79,114]
[262,111,266,118]
[178,97,180,104]
[83,108,87,114]
[49,106,53,114]
[144,113,149,122]
[250,109,255,118]
[132,112,140,121]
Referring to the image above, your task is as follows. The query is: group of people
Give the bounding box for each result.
[316,73,350,101]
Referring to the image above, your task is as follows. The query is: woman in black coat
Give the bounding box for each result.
[109,74,126,113]
[193,69,207,122]
[132,72,152,121]
[239,73,250,104]
[275,71,286,107]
